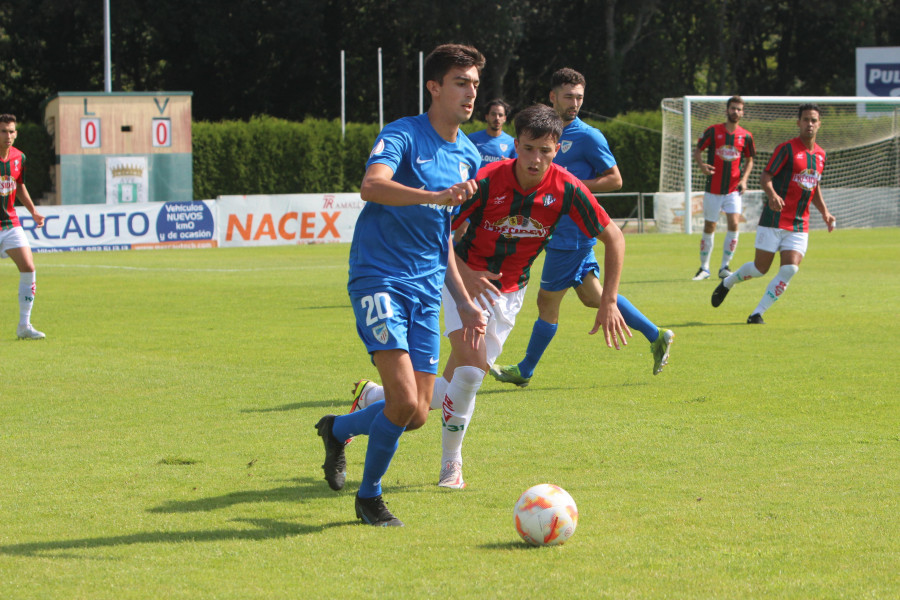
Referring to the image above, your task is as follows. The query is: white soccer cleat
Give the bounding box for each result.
[718,267,733,279]
[692,268,710,281]
[438,461,466,489]
[16,324,45,340]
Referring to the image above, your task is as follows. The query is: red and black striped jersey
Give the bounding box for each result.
[453,159,611,292]
[0,147,25,229]
[760,137,826,233]
[697,123,755,194]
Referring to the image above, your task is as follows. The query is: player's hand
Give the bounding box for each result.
[738,180,748,194]
[32,212,45,228]
[825,213,836,232]
[456,258,501,310]
[436,180,477,207]
[700,163,715,176]
[767,193,784,212]
[588,300,631,350]
[457,300,487,351]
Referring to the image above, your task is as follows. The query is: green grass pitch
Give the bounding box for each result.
[2,228,898,598]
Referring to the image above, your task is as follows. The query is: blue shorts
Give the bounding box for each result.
[539,246,600,292]
[349,284,442,374]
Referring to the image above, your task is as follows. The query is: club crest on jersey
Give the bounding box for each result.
[459,162,470,181]
[541,193,557,207]
[500,143,509,152]
[791,169,821,191]
[484,215,547,239]
[372,323,389,344]
[716,145,741,161]
[560,140,573,153]
[369,139,385,158]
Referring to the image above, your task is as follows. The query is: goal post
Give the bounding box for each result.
[658,95,900,234]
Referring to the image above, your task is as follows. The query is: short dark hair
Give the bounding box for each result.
[423,44,485,86]
[484,99,511,117]
[726,95,744,110]
[551,68,586,90]
[798,103,820,119]
[0,114,17,125]
[514,104,563,142]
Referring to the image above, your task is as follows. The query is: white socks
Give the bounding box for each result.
[700,233,714,271]
[724,262,763,289]
[753,264,799,316]
[440,366,484,465]
[721,231,739,270]
[19,272,35,327]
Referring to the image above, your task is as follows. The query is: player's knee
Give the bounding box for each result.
[779,264,799,279]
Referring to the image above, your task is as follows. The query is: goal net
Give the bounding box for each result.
[657,96,900,233]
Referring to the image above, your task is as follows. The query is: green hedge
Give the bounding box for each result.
[22,113,661,213]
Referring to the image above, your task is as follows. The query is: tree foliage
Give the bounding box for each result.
[2,0,898,125]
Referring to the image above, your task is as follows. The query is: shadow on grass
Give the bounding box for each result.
[0,518,355,558]
[241,399,348,412]
[148,477,339,513]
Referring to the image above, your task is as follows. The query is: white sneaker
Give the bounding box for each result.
[438,461,466,489]
[718,267,733,279]
[17,324,45,340]
[692,268,710,281]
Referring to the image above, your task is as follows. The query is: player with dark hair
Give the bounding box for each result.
[489,68,674,387]
[314,44,488,526]
[0,114,46,339]
[348,103,628,489]
[692,95,756,280]
[469,99,516,168]
[711,104,835,323]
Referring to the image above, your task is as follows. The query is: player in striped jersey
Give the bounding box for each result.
[0,114,46,340]
[347,104,628,489]
[314,44,488,526]
[711,104,836,323]
[692,96,756,280]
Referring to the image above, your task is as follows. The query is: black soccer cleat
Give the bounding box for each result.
[711,282,730,307]
[746,313,765,324]
[355,494,404,527]
[315,415,347,491]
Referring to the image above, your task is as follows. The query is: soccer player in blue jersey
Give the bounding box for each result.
[490,68,674,386]
[314,44,489,527]
[468,99,517,168]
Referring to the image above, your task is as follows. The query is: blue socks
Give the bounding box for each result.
[331,400,385,441]
[617,295,658,342]
[518,318,558,378]
[358,411,405,499]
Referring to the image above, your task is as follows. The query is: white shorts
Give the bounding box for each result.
[0,227,30,259]
[755,226,808,255]
[441,285,527,368]
[703,191,742,222]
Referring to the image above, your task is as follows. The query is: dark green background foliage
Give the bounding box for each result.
[23,113,660,211]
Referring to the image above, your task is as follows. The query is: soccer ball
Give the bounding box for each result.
[513,483,578,546]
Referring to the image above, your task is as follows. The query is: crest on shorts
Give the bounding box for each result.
[560,140,573,153]
[372,323,389,344]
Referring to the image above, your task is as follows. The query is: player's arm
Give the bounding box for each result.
[444,240,488,350]
[760,170,784,212]
[581,165,622,193]
[16,183,44,228]
[811,185,836,232]
[588,221,629,350]
[694,139,714,176]
[360,163,476,207]
[738,156,754,193]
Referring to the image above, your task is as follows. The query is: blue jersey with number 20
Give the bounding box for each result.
[349,113,481,299]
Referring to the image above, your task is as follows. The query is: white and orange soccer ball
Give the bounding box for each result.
[513,483,578,546]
